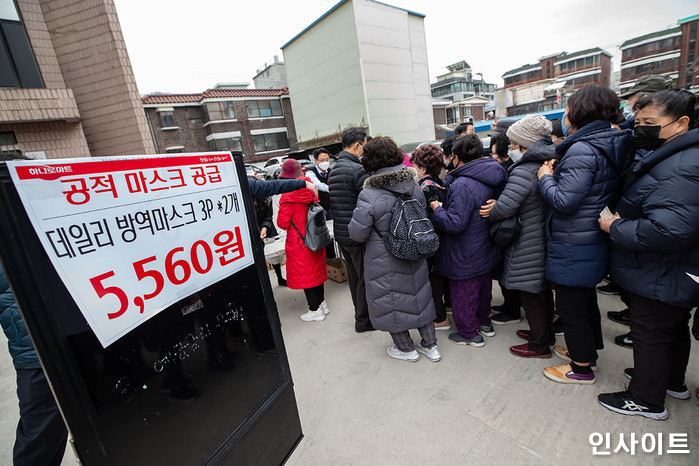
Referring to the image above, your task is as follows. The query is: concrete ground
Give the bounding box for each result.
[1,269,697,465]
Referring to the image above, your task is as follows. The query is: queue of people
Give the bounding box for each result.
[264,84,697,422]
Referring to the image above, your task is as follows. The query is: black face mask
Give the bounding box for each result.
[632,119,679,151]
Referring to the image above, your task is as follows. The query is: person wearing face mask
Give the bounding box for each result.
[307,148,333,213]
[597,89,699,420]
[440,134,458,174]
[307,148,337,259]
[537,85,630,385]
[430,135,506,347]
[618,75,673,130]
[410,144,450,331]
[328,127,373,332]
[489,115,558,358]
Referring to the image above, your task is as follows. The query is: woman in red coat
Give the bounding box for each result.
[277,159,329,322]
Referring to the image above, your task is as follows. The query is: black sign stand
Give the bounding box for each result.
[0,153,302,465]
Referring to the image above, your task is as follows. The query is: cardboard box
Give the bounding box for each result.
[326,258,348,283]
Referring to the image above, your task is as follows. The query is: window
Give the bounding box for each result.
[165,146,184,154]
[246,100,283,118]
[0,130,20,153]
[159,110,177,128]
[208,137,242,152]
[0,0,43,88]
[204,102,236,121]
[252,132,288,152]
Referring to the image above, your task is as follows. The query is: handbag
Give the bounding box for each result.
[489,216,520,247]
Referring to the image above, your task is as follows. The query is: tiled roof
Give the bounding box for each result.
[621,27,681,48]
[502,63,540,78]
[141,94,201,104]
[142,87,289,105]
[555,47,612,62]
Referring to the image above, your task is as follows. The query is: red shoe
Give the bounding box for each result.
[510,343,552,359]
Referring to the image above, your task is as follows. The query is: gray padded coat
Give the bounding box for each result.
[348,165,436,332]
[490,138,556,293]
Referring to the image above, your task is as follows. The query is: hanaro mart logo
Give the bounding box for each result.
[589,432,690,456]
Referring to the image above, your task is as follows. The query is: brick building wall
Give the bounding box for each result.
[39,0,154,156]
[144,90,298,162]
[2,0,155,159]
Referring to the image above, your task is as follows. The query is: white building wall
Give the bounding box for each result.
[354,0,434,145]
[282,1,366,145]
[282,0,434,147]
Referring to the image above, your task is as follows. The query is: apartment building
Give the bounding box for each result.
[142,86,297,162]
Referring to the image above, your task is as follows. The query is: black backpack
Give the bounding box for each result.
[373,191,439,261]
[291,202,332,251]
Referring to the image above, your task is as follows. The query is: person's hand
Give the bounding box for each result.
[260,227,267,240]
[538,160,555,179]
[305,181,319,197]
[479,199,496,218]
[430,201,441,211]
[598,213,621,233]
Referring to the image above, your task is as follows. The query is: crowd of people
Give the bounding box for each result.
[270,82,698,421]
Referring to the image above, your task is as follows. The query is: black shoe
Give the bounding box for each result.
[624,368,691,400]
[491,313,521,325]
[607,308,631,326]
[614,333,633,349]
[598,390,667,420]
[277,278,287,287]
[491,304,506,314]
[355,324,376,333]
[596,282,621,295]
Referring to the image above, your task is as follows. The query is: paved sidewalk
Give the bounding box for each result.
[1,270,697,465]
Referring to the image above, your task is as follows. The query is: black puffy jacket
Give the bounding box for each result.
[328,151,369,246]
[490,138,556,293]
[609,128,699,308]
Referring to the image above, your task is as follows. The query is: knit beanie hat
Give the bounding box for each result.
[506,114,552,149]
[279,159,304,179]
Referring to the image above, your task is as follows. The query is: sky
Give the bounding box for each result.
[112,0,698,95]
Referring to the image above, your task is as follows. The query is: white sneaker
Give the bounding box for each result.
[300,309,326,322]
[386,345,419,362]
[320,301,329,315]
[415,342,441,362]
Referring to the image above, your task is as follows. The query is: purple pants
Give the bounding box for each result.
[450,273,492,339]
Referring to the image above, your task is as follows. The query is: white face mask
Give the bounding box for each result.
[508,149,521,160]
[317,161,330,171]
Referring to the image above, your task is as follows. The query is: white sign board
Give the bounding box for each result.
[8,153,253,347]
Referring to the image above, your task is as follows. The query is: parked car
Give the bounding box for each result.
[398,140,444,158]
[262,156,289,179]
[245,164,263,179]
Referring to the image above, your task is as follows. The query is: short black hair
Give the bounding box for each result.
[490,132,510,159]
[361,136,403,172]
[455,122,474,135]
[441,134,458,156]
[567,84,622,129]
[341,127,367,149]
[313,147,330,159]
[452,134,483,164]
[550,119,564,138]
[635,89,698,129]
